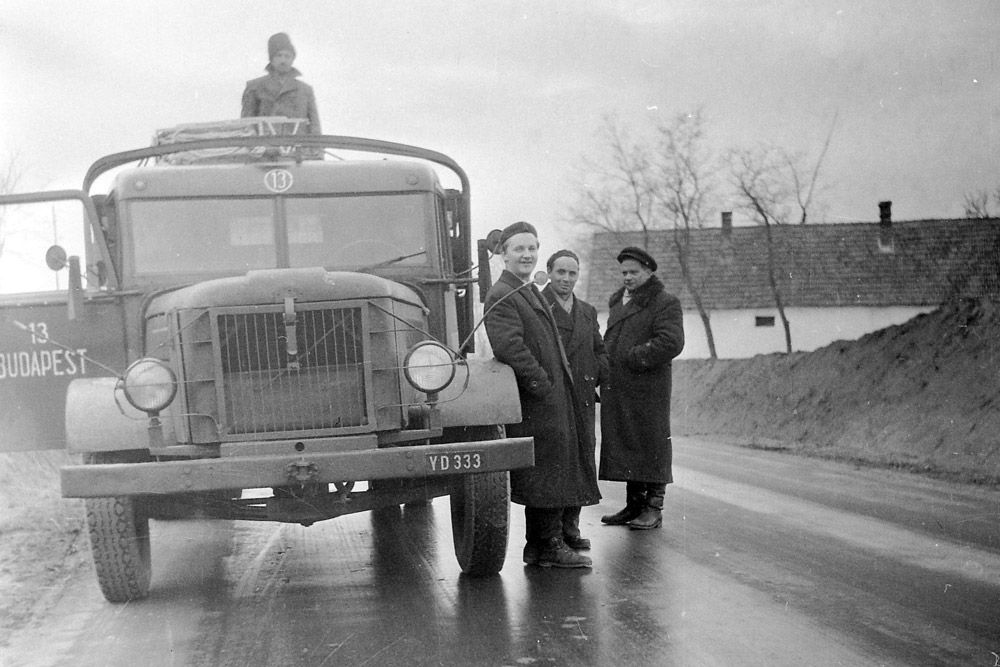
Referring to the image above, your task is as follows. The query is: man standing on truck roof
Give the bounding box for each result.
[242,32,322,135]
[484,222,600,569]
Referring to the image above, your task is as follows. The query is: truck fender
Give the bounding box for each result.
[437,356,521,427]
[65,377,152,453]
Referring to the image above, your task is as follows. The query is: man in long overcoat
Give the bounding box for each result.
[242,33,322,134]
[541,249,607,550]
[484,223,599,568]
[600,246,684,530]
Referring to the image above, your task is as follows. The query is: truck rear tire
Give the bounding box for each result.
[450,469,510,576]
[85,495,152,602]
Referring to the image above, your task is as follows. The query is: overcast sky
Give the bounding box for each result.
[2,0,998,254]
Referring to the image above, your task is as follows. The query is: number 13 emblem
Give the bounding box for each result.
[264,169,294,193]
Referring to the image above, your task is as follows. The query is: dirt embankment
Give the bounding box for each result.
[672,298,1000,485]
[0,451,87,644]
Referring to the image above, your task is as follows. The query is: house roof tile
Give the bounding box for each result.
[585,218,1000,310]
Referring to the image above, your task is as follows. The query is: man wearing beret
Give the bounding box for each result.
[242,32,322,135]
[484,223,600,568]
[541,249,608,551]
[600,246,684,529]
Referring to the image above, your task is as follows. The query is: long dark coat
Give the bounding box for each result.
[241,66,322,134]
[599,274,684,484]
[541,285,608,461]
[484,271,601,508]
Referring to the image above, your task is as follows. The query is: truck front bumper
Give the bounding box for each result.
[61,437,534,498]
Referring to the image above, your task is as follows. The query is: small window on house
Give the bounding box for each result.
[755,315,775,327]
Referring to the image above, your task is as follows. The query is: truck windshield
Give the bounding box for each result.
[124,193,434,278]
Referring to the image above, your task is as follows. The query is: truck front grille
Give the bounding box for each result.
[217,307,368,434]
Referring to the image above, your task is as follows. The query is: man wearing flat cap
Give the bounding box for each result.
[599,246,684,530]
[242,32,322,134]
[484,223,600,568]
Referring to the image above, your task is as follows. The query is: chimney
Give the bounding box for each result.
[721,211,732,237]
[879,201,892,226]
[878,200,894,252]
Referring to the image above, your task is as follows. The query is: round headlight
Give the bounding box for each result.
[404,342,456,394]
[122,358,177,413]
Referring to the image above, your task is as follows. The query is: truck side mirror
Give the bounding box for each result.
[485,229,504,255]
[45,245,68,271]
[45,245,84,320]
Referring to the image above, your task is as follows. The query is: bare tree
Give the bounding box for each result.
[565,113,720,358]
[0,152,24,261]
[652,110,718,358]
[726,113,836,354]
[962,189,994,218]
[565,116,657,250]
[728,146,795,353]
[788,111,837,224]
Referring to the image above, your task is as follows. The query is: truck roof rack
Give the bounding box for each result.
[152,117,310,165]
[83,134,470,199]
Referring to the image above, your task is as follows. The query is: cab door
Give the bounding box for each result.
[0,192,126,451]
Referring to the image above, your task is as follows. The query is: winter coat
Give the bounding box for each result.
[241,66,322,134]
[541,285,608,460]
[484,271,601,508]
[599,274,684,484]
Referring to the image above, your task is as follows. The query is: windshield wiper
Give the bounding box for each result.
[359,249,427,272]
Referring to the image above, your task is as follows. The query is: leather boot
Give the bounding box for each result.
[537,537,593,568]
[628,484,665,530]
[562,506,590,550]
[601,482,646,525]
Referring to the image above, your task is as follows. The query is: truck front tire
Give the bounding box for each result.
[81,450,153,602]
[85,495,152,602]
[450,469,510,576]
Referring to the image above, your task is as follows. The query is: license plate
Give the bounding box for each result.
[426,451,483,473]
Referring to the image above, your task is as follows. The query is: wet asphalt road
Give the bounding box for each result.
[4,436,999,666]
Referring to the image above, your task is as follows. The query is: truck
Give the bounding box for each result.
[0,119,533,602]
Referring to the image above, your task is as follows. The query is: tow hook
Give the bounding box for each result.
[286,460,319,484]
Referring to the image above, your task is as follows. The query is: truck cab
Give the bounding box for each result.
[0,121,532,601]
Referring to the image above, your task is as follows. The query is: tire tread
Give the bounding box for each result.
[85,496,151,603]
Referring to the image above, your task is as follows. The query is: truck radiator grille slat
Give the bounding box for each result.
[218,307,367,434]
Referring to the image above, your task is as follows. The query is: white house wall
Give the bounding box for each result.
[596,306,934,359]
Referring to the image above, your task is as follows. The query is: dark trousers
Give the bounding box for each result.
[524,506,563,544]
[627,480,667,502]
[561,506,582,539]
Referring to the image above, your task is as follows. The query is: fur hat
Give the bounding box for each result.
[617,246,657,271]
[268,32,296,60]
